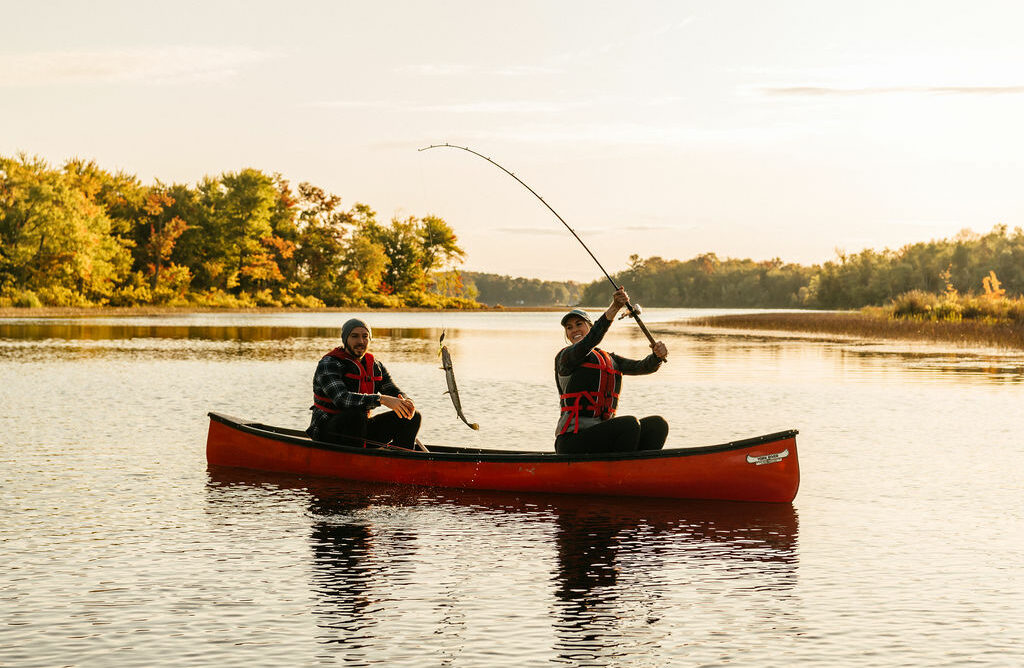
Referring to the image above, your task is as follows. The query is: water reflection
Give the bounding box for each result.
[0,322,442,343]
[306,489,388,657]
[0,329,440,363]
[205,467,800,664]
[549,496,799,665]
[840,348,1024,383]
[6,315,1024,385]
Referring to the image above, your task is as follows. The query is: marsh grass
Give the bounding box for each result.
[887,290,1024,325]
[693,308,1024,349]
[696,269,1024,348]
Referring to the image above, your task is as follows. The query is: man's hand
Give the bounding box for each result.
[381,394,416,419]
[651,341,668,361]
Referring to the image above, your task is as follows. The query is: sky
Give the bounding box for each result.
[2,1,1023,281]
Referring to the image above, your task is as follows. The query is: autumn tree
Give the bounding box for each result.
[172,169,290,295]
[134,185,191,300]
[358,213,466,298]
[0,152,473,308]
[293,183,353,304]
[0,154,133,305]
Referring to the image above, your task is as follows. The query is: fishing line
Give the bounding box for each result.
[418,143,662,351]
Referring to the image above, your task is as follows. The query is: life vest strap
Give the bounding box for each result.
[557,348,620,434]
[313,392,341,414]
[316,348,382,406]
[558,390,607,434]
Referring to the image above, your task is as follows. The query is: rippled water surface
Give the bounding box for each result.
[2,310,1022,667]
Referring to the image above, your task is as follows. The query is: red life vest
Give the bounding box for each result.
[557,348,622,435]
[313,347,383,414]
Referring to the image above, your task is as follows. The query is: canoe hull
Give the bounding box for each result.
[206,413,800,503]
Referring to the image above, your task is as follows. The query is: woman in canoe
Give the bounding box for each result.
[555,287,669,454]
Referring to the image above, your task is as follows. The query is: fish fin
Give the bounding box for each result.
[443,390,450,395]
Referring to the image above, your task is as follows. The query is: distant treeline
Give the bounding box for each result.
[461,272,583,306]
[579,225,1024,309]
[0,153,477,308]
[5,153,1022,311]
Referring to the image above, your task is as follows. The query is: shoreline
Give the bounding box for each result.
[690,311,1024,350]
[0,305,570,318]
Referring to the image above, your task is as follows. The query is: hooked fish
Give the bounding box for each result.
[439,330,479,430]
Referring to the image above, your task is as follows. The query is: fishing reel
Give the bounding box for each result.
[618,304,642,320]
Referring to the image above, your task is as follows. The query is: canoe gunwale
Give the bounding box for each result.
[208,411,798,463]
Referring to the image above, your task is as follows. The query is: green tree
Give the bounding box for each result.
[419,215,466,273]
[362,215,426,295]
[462,272,581,306]
[341,235,389,300]
[177,168,286,294]
[0,154,133,305]
[358,213,467,299]
[293,182,352,304]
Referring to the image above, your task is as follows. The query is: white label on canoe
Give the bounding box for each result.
[746,449,789,466]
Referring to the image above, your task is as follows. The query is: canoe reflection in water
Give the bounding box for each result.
[549,497,799,664]
[206,467,800,664]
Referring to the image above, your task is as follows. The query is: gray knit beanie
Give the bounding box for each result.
[341,318,371,342]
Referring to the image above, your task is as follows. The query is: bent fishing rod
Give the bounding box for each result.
[418,143,661,351]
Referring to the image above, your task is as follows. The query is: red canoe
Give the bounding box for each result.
[206,412,800,503]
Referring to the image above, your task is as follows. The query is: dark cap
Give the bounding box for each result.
[342,318,371,342]
[560,308,593,327]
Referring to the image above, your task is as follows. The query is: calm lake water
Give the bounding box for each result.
[1,309,1022,667]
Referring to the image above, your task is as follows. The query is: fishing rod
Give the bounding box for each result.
[418,143,661,350]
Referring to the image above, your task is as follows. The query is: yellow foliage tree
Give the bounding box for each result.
[982,270,1005,299]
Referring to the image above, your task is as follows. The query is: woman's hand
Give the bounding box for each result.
[651,341,668,361]
[605,287,630,320]
[381,394,416,419]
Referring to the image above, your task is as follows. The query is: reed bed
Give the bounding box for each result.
[691,311,1024,349]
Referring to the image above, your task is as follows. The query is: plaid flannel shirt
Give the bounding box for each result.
[307,353,404,439]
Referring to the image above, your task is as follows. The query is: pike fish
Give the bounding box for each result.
[439,330,479,430]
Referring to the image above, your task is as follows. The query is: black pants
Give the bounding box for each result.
[554,415,668,454]
[321,408,422,449]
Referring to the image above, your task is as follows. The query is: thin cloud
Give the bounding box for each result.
[467,121,806,146]
[761,84,1024,96]
[494,227,571,236]
[421,100,578,113]
[622,224,679,232]
[397,18,695,78]
[0,46,277,86]
[310,94,684,116]
[495,226,605,236]
[396,63,561,77]
[309,98,595,114]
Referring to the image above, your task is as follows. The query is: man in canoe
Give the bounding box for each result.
[555,287,669,454]
[307,318,422,449]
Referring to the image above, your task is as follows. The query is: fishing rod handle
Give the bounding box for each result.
[624,304,667,363]
[632,312,655,344]
[613,285,666,363]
